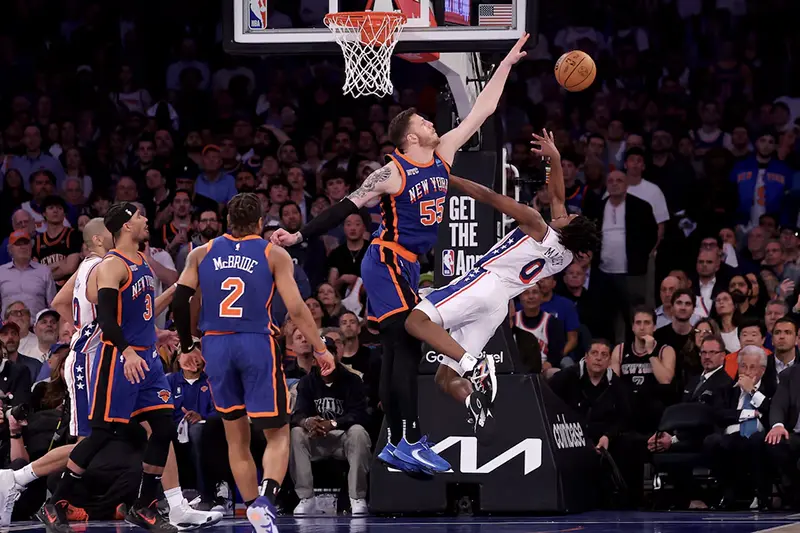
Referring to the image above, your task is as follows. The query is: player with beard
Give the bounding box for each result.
[729,274,759,319]
[272,36,529,474]
[36,204,180,533]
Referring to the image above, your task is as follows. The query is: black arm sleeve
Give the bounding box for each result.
[300,198,359,242]
[96,288,130,353]
[173,283,197,353]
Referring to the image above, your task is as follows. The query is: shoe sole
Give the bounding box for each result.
[247,505,278,533]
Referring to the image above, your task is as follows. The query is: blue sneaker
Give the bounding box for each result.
[377,442,423,473]
[246,496,279,533]
[393,436,451,473]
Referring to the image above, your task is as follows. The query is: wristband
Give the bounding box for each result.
[313,348,327,357]
[10,434,22,439]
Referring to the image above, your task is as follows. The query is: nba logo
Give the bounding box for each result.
[442,249,455,277]
[248,0,268,30]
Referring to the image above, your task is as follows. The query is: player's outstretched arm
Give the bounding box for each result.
[437,34,529,164]
[449,174,549,240]
[173,245,207,353]
[270,245,336,375]
[531,129,567,221]
[271,162,402,248]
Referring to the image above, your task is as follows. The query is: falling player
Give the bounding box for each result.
[36,204,182,533]
[0,218,220,530]
[172,193,335,533]
[405,130,601,437]
[272,34,530,474]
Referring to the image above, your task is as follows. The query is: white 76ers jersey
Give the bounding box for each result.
[474,226,573,298]
[70,255,103,354]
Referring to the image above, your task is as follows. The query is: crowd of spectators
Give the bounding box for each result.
[2,0,800,520]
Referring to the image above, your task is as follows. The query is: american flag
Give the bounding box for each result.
[478,4,514,27]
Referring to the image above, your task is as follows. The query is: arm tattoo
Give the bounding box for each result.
[348,166,393,201]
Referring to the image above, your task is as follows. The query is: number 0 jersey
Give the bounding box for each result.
[101,250,157,348]
[198,234,278,335]
[375,149,449,256]
[70,254,103,355]
[473,226,573,299]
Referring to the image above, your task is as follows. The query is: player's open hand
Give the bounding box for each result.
[315,350,336,376]
[270,228,301,247]
[122,348,149,384]
[530,129,560,160]
[501,33,529,66]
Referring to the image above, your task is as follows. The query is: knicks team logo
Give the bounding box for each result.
[157,389,172,403]
[201,386,209,392]
[442,249,455,277]
[248,0,268,30]
[129,264,138,272]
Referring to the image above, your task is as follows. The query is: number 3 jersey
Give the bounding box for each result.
[102,250,157,347]
[376,149,449,256]
[198,234,278,335]
[473,226,573,299]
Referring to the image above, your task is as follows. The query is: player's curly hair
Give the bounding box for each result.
[557,215,601,257]
[228,192,262,236]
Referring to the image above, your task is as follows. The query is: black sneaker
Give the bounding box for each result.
[126,501,178,532]
[466,390,496,444]
[467,355,497,404]
[36,501,74,533]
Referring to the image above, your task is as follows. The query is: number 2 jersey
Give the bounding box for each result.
[474,226,573,299]
[197,234,279,335]
[376,149,449,256]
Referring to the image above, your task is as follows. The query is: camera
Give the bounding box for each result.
[9,404,30,422]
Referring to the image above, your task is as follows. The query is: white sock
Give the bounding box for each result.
[13,464,38,487]
[164,486,184,511]
[459,352,479,374]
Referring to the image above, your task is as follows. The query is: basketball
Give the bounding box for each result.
[554,50,596,92]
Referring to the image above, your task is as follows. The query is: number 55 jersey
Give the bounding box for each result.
[362,149,449,323]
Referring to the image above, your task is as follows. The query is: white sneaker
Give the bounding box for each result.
[169,498,223,530]
[349,498,368,516]
[293,497,319,516]
[0,469,21,527]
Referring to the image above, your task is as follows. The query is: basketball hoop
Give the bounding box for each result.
[324,11,408,98]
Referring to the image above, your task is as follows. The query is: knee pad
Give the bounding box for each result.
[142,412,176,467]
[71,425,115,469]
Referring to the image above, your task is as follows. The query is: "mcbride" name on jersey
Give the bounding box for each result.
[213,255,259,274]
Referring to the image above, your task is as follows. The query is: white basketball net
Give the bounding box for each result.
[324,12,407,98]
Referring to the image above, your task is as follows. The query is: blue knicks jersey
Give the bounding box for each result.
[375,149,449,256]
[102,250,157,348]
[198,234,278,335]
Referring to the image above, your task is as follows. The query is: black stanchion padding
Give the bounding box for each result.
[369,374,599,513]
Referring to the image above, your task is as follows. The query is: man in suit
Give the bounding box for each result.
[766,319,800,504]
[648,335,732,453]
[705,345,774,510]
[585,170,658,342]
[646,335,732,509]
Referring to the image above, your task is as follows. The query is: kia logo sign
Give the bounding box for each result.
[387,437,542,475]
[425,351,504,364]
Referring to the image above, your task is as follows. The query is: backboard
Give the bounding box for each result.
[222,0,536,56]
